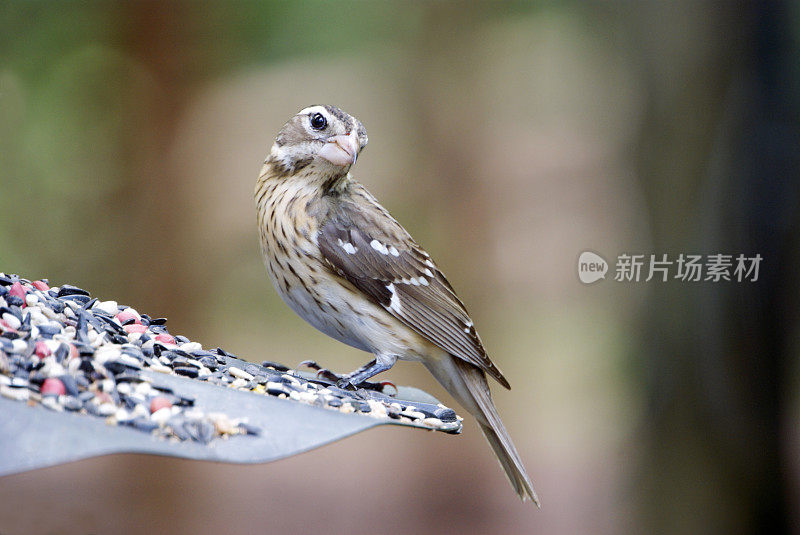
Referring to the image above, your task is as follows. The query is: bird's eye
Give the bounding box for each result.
[310,113,327,130]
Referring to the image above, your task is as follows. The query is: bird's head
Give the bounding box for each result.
[266,105,368,178]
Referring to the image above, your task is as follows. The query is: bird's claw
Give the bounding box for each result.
[378,381,398,396]
[298,359,322,371]
[298,360,340,382]
[316,369,342,382]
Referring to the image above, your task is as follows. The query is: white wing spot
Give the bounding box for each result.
[370,239,389,255]
[386,283,402,312]
[418,276,429,286]
[423,268,434,277]
[409,277,420,286]
[337,238,357,254]
[424,259,435,268]
[388,246,400,257]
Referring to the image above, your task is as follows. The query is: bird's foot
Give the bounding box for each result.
[335,376,395,394]
[298,360,396,395]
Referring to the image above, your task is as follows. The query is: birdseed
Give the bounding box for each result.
[0,273,462,447]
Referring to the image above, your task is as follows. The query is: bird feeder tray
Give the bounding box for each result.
[0,274,462,477]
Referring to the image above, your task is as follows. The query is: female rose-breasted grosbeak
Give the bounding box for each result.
[255,105,538,504]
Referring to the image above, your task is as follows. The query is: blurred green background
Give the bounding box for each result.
[1,1,798,534]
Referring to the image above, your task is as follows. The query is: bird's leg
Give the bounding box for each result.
[337,354,397,391]
[300,357,396,393]
[337,359,386,388]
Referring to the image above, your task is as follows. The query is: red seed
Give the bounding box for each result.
[124,324,147,334]
[0,320,16,333]
[9,282,26,306]
[155,334,175,345]
[33,280,50,291]
[41,378,66,396]
[150,396,172,413]
[34,341,51,358]
[68,343,79,360]
[116,310,141,324]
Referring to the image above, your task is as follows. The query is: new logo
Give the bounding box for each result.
[578,251,608,284]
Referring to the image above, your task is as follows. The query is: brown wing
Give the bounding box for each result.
[317,188,510,389]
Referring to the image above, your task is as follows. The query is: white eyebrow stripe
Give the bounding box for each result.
[298,105,329,116]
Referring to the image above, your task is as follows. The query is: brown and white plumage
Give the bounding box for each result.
[255,104,539,504]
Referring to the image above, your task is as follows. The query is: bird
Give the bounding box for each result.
[254,104,539,505]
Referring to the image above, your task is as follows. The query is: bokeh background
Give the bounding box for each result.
[1,1,798,534]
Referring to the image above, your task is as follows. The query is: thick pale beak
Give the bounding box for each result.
[318,130,360,167]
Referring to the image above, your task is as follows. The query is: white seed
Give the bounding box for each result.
[230,378,247,389]
[150,364,172,374]
[2,313,20,330]
[1,385,29,401]
[423,417,443,428]
[118,354,141,368]
[210,413,238,434]
[135,382,153,395]
[40,361,65,377]
[94,300,118,315]
[42,306,60,320]
[94,346,121,364]
[228,367,253,381]
[27,308,48,324]
[41,396,64,412]
[151,407,171,425]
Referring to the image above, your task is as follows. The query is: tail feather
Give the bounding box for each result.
[478,416,539,505]
[424,355,540,505]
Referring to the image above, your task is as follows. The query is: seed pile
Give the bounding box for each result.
[0,274,462,445]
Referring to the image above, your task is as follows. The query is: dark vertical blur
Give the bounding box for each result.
[632,2,799,532]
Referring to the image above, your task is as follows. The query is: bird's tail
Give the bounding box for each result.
[424,355,540,506]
